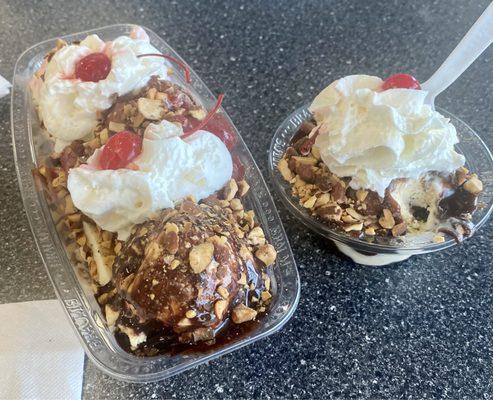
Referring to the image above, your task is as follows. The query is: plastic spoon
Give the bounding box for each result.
[422,2,493,108]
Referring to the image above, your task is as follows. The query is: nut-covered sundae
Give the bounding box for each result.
[278,74,483,243]
[32,27,276,355]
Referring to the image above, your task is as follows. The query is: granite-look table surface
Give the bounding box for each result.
[1,0,492,398]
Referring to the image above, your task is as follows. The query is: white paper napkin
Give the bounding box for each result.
[0,300,84,400]
[0,74,10,98]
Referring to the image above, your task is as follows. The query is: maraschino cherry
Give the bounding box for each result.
[206,113,237,150]
[187,112,237,150]
[382,73,421,90]
[75,53,112,82]
[99,131,142,170]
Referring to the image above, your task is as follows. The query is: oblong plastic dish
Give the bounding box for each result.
[269,104,493,265]
[11,24,300,382]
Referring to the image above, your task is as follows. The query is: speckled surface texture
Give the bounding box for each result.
[1,0,493,398]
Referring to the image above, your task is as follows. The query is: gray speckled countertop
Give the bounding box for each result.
[1,0,493,398]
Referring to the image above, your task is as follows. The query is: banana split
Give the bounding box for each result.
[32,27,277,355]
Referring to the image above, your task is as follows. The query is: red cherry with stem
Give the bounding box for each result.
[382,73,421,90]
[191,113,237,150]
[232,156,245,181]
[75,53,112,82]
[99,131,143,170]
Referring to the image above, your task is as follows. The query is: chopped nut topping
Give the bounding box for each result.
[214,300,228,320]
[223,179,238,201]
[292,156,318,165]
[177,318,192,327]
[391,222,407,237]
[145,241,162,260]
[356,189,369,202]
[147,87,157,100]
[238,272,247,285]
[108,121,126,132]
[247,227,266,246]
[165,222,179,234]
[137,97,164,120]
[463,176,483,194]
[261,291,272,302]
[346,208,363,220]
[255,244,277,266]
[169,259,180,270]
[263,274,271,291]
[217,286,229,299]
[379,209,395,229]
[230,198,243,211]
[343,222,363,232]
[303,195,317,209]
[189,108,207,120]
[278,158,293,181]
[237,180,250,197]
[314,193,331,208]
[105,305,120,328]
[161,223,179,254]
[232,304,257,324]
[189,242,214,274]
[311,145,321,160]
[316,204,343,221]
[99,128,109,144]
[192,328,214,342]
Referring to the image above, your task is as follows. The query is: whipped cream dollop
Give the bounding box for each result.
[67,121,233,239]
[32,27,168,151]
[310,75,465,196]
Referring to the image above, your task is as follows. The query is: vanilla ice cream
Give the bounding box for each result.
[32,27,168,151]
[67,121,233,239]
[310,75,465,196]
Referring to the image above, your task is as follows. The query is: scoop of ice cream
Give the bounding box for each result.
[35,28,168,150]
[388,176,445,232]
[310,75,465,196]
[112,200,263,344]
[67,123,233,239]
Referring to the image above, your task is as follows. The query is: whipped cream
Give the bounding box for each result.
[310,75,465,196]
[67,121,233,239]
[32,27,168,151]
[67,121,233,240]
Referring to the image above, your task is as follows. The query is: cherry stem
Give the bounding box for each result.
[137,53,192,83]
[182,94,225,138]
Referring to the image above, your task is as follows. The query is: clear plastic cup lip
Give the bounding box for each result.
[11,24,300,383]
[269,104,493,257]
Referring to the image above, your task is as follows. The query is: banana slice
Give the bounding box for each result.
[83,221,112,285]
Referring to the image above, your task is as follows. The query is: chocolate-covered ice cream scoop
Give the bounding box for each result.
[112,198,269,347]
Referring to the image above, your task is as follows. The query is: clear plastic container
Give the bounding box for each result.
[269,104,493,266]
[11,24,300,382]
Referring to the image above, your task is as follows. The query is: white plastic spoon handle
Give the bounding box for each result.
[422,2,493,104]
